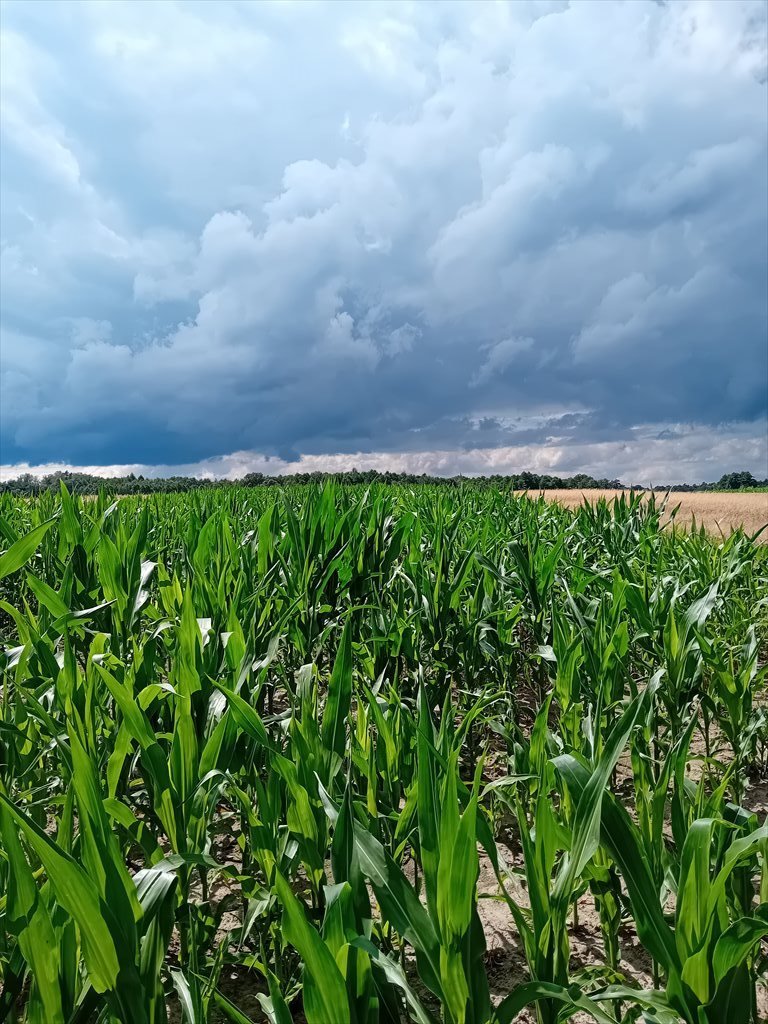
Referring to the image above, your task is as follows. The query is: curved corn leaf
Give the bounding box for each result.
[273,868,350,1024]
[0,517,56,580]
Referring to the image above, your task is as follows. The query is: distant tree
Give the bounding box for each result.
[2,466,765,497]
[716,471,758,490]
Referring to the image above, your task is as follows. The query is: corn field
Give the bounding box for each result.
[1,482,767,1024]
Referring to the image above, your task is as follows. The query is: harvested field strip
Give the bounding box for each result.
[526,488,768,538]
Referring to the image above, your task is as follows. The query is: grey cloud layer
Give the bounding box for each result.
[4,422,767,489]
[1,0,766,477]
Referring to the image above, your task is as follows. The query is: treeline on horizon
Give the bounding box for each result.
[1,467,766,495]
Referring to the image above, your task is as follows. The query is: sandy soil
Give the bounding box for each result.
[526,489,768,538]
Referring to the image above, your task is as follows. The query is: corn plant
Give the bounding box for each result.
[1,482,766,1023]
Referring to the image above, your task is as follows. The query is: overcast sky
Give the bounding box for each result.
[1,0,767,484]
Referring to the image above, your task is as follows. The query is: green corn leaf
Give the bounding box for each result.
[417,685,440,922]
[712,911,768,985]
[171,970,202,1024]
[321,618,353,764]
[0,517,55,580]
[0,803,65,1024]
[214,989,261,1024]
[68,730,143,943]
[331,783,370,926]
[553,753,680,972]
[708,825,768,916]
[494,980,619,1024]
[254,969,294,1024]
[95,663,179,850]
[589,985,680,1023]
[351,937,439,1024]
[352,819,443,1001]
[437,750,479,945]
[213,681,275,752]
[0,792,124,996]
[556,688,648,908]
[273,869,351,1024]
[26,572,69,620]
[676,818,715,966]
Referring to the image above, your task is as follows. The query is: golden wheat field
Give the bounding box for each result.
[528,489,768,538]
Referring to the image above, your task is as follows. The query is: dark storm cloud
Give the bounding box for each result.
[1,0,766,480]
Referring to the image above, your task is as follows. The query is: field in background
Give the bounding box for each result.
[528,488,768,537]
